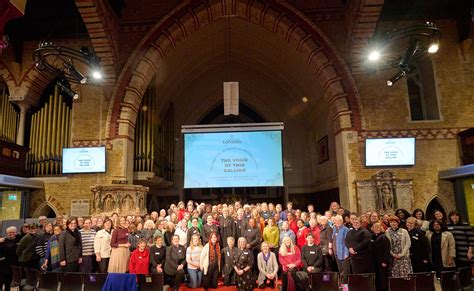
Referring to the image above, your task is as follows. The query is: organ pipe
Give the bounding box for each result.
[134,86,155,172]
[0,84,19,143]
[133,81,174,180]
[28,85,71,176]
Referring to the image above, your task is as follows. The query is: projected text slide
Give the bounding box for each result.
[62,147,106,174]
[184,131,283,188]
[366,138,415,166]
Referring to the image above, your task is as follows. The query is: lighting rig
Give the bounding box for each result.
[366,22,441,86]
[33,41,103,99]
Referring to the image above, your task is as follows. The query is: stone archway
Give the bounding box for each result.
[106,0,363,209]
[32,202,59,218]
[29,190,67,217]
[107,0,362,140]
[424,194,455,220]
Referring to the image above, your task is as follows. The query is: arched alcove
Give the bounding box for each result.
[33,202,59,218]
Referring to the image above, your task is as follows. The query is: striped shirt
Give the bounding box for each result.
[446,223,474,262]
[80,229,97,256]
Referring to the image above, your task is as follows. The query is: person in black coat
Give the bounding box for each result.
[345,216,374,274]
[0,226,20,291]
[58,218,82,272]
[164,235,186,291]
[201,215,219,245]
[221,236,237,286]
[301,233,323,273]
[318,215,335,271]
[150,236,166,273]
[219,207,236,248]
[186,218,201,247]
[243,218,261,275]
[446,211,474,268]
[234,209,247,240]
[406,217,431,272]
[371,223,390,291]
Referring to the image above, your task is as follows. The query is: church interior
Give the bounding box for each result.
[0,0,473,223]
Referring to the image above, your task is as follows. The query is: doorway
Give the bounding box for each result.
[425,197,446,221]
[35,203,57,218]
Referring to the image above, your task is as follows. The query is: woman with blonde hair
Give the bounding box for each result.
[279,235,302,291]
[233,237,254,291]
[406,217,430,273]
[108,216,130,273]
[141,219,155,246]
[257,241,278,288]
[186,233,203,288]
[163,221,175,246]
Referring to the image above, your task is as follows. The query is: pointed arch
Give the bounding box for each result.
[107,0,362,140]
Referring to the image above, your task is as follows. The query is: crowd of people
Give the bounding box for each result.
[1,200,473,291]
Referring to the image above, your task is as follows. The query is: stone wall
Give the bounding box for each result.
[348,20,473,212]
[1,6,473,217]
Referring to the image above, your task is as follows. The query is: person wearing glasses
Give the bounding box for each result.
[58,218,82,272]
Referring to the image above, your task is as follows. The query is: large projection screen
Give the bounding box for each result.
[183,124,284,188]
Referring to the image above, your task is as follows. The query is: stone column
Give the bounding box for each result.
[117,119,135,182]
[16,102,28,146]
[335,130,358,211]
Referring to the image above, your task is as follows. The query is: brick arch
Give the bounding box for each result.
[0,60,17,92]
[0,61,55,103]
[29,189,67,217]
[108,0,362,139]
[18,64,55,101]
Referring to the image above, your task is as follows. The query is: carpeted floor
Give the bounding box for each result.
[177,280,280,290]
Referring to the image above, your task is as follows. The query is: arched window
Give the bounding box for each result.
[406,56,440,121]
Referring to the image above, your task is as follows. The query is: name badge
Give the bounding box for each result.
[139,256,142,259]
[178,249,182,252]
[310,251,315,254]
[412,236,419,240]
[227,251,230,256]
[244,251,249,255]
[126,233,129,236]
[155,252,160,255]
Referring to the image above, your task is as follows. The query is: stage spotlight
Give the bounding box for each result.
[57,81,79,100]
[368,50,381,61]
[64,61,87,84]
[428,42,439,53]
[386,71,406,86]
[92,70,102,80]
